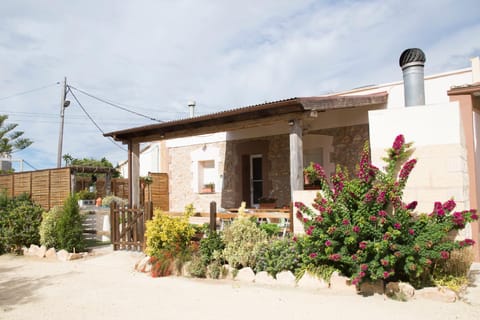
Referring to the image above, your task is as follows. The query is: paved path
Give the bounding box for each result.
[465,262,480,307]
[0,251,479,320]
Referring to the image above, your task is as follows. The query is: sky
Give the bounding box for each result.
[0,0,479,171]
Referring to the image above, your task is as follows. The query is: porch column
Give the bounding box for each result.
[105,172,112,196]
[289,119,304,197]
[128,140,140,207]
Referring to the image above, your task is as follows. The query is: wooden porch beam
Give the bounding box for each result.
[128,140,140,207]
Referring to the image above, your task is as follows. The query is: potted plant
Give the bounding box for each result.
[201,182,215,193]
[258,196,277,209]
[77,189,97,207]
[303,162,322,189]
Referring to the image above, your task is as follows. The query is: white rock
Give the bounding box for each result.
[28,244,40,256]
[36,245,47,258]
[45,248,57,259]
[385,282,415,300]
[235,267,255,282]
[135,256,150,273]
[416,287,457,303]
[329,272,357,293]
[276,271,296,287]
[57,249,69,262]
[297,272,329,290]
[255,271,276,285]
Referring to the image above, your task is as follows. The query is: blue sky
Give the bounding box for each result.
[0,0,479,170]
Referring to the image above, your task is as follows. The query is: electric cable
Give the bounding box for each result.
[68,88,127,152]
[22,159,37,171]
[68,85,163,122]
[0,82,60,101]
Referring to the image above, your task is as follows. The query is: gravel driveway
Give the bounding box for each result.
[1,250,479,320]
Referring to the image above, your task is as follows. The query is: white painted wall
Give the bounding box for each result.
[337,68,472,109]
[119,142,162,178]
[368,102,470,218]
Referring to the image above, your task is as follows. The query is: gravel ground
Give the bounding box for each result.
[1,250,479,320]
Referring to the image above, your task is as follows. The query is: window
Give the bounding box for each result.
[198,160,216,192]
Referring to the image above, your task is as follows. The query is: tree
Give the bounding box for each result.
[0,115,33,155]
[56,194,85,252]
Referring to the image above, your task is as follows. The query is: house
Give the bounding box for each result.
[118,142,166,178]
[105,50,480,261]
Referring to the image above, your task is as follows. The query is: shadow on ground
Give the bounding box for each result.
[0,262,77,311]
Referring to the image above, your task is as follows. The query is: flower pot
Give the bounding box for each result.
[201,187,214,193]
[259,202,276,209]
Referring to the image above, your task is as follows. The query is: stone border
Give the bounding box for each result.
[22,244,86,261]
[134,256,459,303]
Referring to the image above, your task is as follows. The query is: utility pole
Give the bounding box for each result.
[56,77,70,168]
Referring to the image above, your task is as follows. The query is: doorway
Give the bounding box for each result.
[250,154,263,206]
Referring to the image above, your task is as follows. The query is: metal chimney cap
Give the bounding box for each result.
[399,48,426,69]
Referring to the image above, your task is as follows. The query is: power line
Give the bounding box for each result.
[68,85,163,122]
[23,159,37,171]
[68,88,127,152]
[0,82,59,101]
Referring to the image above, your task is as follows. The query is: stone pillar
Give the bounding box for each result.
[289,119,304,198]
[128,140,140,207]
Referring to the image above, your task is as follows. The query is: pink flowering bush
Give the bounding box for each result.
[295,135,478,287]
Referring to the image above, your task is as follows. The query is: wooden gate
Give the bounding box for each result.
[110,202,153,251]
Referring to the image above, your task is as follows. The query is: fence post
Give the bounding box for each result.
[209,201,217,232]
[289,202,294,234]
[110,202,117,250]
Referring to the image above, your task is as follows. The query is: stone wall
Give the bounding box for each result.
[313,124,369,176]
[168,141,225,212]
[222,134,291,209]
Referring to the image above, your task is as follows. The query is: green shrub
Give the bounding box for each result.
[207,259,226,279]
[39,206,62,248]
[56,194,85,252]
[102,195,127,207]
[187,255,207,278]
[222,215,268,269]
[296,135,478,287]
[76,189,96,200]
[0,193,43,254]
[145,205,196,277]
[258,222,281,237]
[199,231,225,265]
[145,208,195,258]
[150,253,175,277]
[432,247,474,292]
[255,237,300,278]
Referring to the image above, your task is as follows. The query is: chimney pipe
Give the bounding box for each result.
[399,48,426,107]
[188,100,196,117]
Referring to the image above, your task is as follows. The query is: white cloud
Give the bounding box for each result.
[0,0,479,169]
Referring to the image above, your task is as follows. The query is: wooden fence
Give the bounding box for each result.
[0,168,140,210]
[110,202,154,251]
[109,201,294,252]
[0,168,71,210]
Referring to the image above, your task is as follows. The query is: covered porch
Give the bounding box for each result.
[104,92,388,209]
